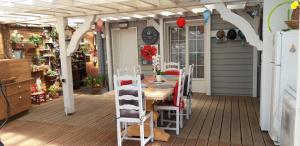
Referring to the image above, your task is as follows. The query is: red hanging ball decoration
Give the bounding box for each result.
[140,45,157,61]
[176,17,186,28]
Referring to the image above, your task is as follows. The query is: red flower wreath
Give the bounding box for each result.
[140,45,157,61]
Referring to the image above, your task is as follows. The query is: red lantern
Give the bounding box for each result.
[140,45,157,61]
[96,18,103,32]
[176,17,186,28]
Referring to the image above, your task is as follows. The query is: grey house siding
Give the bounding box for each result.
[211,15,254,96]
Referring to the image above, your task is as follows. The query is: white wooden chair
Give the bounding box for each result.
[183,64,194,119]
[154,69,185,135]
[117,67,129,76]
[133,65,142,76]
[164,62,180,71]
[114,74,154,146]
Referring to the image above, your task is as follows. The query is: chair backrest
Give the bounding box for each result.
[176,69,185,106]
[113,74,145,119]
[133,65,142,76]
[117,68,129,76]
[164,62,180,71]
[186,64,194,94]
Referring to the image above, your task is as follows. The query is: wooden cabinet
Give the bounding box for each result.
[0,59,32,120]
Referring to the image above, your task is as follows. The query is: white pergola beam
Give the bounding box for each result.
[215,3,263,51]
[67,15,96,56]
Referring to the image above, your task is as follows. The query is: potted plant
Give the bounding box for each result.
[47,85,58,99]
[85,75,106,94]
[28,34,43,46]
[45,69,58,84]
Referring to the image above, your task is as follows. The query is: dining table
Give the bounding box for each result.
[103,75,178,141]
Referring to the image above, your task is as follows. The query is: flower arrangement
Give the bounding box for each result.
[268,0,300,32]
[140,45,157,61]
[28,34,43,46]
[152,54,161,75]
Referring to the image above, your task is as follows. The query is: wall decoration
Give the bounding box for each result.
[203,9,211,23]
[176,17,186,28]
[227,29,237,40]
[140,45,157,61]
[216,30,225,40]
[142,26,159,45]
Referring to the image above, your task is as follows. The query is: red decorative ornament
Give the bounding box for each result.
[176,17,186,28]
[140,45,157,61]
[96,18,103,32]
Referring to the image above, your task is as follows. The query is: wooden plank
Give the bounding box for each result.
[238,97,253,145]
[196,96,220,146]
[208,96,225,146]
[185,96,214,146]
[219,96,232,146]
[231,96,241,145]
[245,97,265,146]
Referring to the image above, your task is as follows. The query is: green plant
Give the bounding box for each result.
[46,70,58,77]
[50,28,58,40]
[11,34,21,43]
[28,34,43,46]
[80,44,89,54]
[95,75,105,87]
[47,85,58,96]
[86,75,105,88]
[32,55,46,65]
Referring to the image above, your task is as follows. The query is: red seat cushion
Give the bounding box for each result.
[164,70,179,75]
[120,80,133,86]
[172,81,185,109]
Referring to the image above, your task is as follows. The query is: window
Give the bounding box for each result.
[169,25,205,78]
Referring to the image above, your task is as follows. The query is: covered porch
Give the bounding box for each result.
[0,94,274,146]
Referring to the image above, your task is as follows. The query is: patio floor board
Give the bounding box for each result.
[0,94,274,146]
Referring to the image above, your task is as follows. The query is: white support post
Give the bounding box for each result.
[105,21,113,90]
[295,13,300,146]
[56,17,75,115]
[67,15,96,56]
[204,15,211,96]
[159,18,164,69]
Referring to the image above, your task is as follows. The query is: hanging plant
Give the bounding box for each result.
[28,34,43,46]
[267,0,300,32]
[140,45,157,61]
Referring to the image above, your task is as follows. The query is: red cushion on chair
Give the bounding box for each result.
[120,80,133,86]
[172,81,185,109]
[164,70,180,75]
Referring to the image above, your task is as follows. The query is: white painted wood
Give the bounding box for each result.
[295,14,300,146]
[159,18,164,70]
[67,15,96,56]
[114,74,154,146]
[147,19,160,31]
[164,62,180,70]
[261,0,289,131]
[117,68,129,76]
[105,22,114,90]
[112,28,138,75]
[215,3,263,51]
[155,69,185,135]
[133,65,142,76]
[204,15,211,96]
[55,17,75,115]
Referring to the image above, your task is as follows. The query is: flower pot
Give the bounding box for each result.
[156,75,162,82]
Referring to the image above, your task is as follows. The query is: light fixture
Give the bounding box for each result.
[108,17,119,20]
[160,11,174,16]
[147,14,155,18]
[227,2,246,9]
[133,14,144,19]
[177,12,183,15]
[121,16,130,20]
[191,8,206,13]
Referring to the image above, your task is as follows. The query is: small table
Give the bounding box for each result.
[104,75,178,141]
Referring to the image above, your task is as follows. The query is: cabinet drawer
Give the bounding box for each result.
[4,80,31,96]
[10,91,31,115]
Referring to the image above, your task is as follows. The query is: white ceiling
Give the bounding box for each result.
[0,0,262,26]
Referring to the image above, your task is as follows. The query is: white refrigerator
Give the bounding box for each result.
[270,30,298,144]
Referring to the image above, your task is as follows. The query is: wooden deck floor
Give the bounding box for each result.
[0,94,274,146]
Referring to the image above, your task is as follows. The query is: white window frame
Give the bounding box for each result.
[165,19,205,79]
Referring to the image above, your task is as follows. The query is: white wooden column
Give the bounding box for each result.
[105,21,113,90]
[204,15,211,96]
[159,18,164,69]
[56,17,75,115]
[295,13,300,146]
